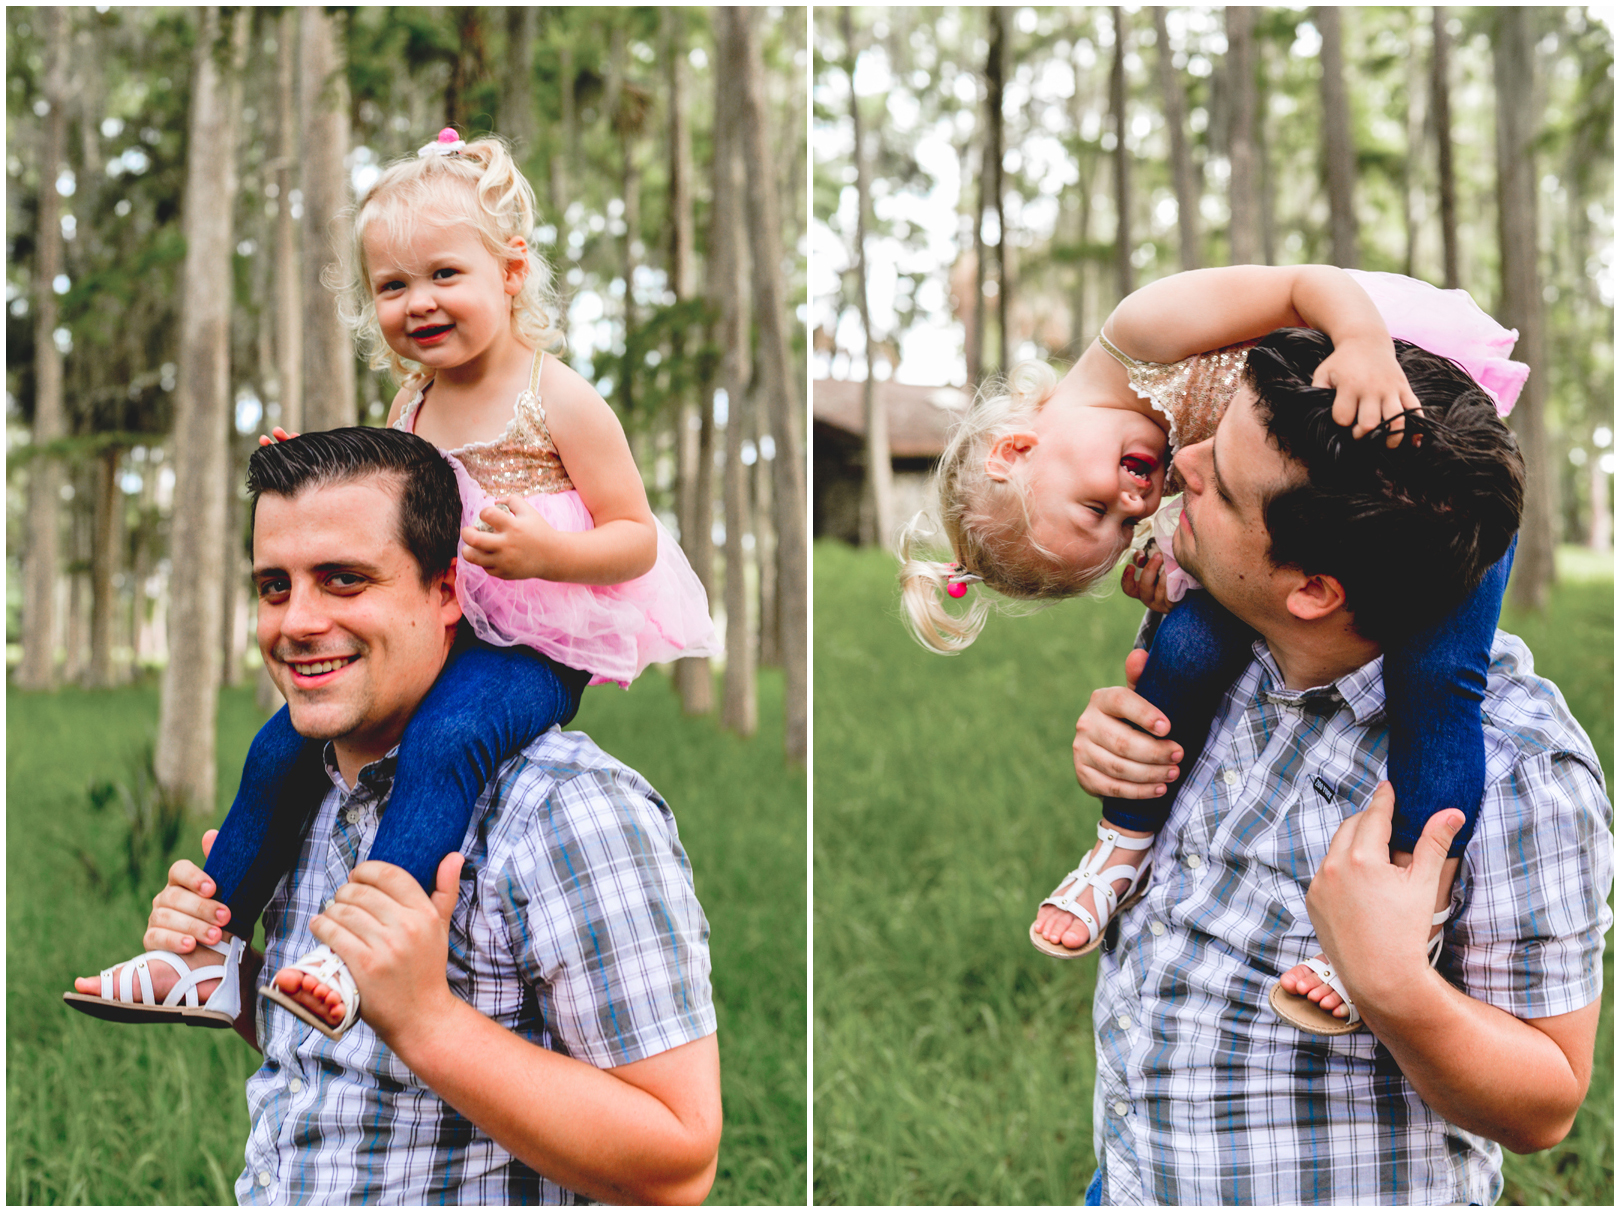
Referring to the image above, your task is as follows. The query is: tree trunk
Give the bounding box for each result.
[729,6,806,760]
[220,439,246,688]
[1153,7,1200,272]
[1069,39,1096,349]
[20,5,69,691]
[967,123,986,387]
[502,8,537,160]
[754,391,779,671]
[1316,8,1359,267]
[1432,7,1460,289]
[552,40,576,221]
[1225,6,1261,265]
[845,8,893,550]
[1402,11,1427,279]
[157,6,248,813]
[1110,7,1133,300]
[89,447,119,686]
[65,465,91,684]
[987,7,1007,371]
[668,8,713,716]
[299,5,355,432]
[1493,9,1553,612]
[712,11,756,738]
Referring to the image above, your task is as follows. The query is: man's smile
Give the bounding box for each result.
[283,653,360,684]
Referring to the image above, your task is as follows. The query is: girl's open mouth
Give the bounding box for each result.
[410,324,453,342]
[1121,453,1157,485]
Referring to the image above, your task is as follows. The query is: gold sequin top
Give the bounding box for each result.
[394,350,575,497]
[1099,332,1256,454]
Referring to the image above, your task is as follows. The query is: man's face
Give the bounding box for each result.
[1170,385,1303,629]
[253,477,460,779]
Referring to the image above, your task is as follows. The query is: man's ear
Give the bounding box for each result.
[985,430,1039,482]
[438,560,463,624]
[1284,571,1348,622]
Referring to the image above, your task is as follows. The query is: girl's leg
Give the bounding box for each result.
[1034,591,1257,954]
[1102,589,1260,833]
[361,640,589,891]
[1384,537,1516,855]
[204,705,330,936]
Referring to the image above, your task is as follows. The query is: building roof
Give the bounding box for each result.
[811,378,972,458]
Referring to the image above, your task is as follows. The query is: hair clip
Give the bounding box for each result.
[944,562,983,598]
[418,127,466,158]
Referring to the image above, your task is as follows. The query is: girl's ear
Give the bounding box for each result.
[504,237,529,296]
[985,431,1039,482]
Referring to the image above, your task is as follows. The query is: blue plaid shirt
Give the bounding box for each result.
[1093,631,1612,1205]
[237,727,715,1205]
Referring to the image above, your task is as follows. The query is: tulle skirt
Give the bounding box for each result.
[449,454,721,686]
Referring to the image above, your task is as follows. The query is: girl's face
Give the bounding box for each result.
[364,212,526,372]
[985,390,1168,574]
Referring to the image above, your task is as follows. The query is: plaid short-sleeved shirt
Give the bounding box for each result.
[236,727,715,1205]
[1093,630,1612,1206]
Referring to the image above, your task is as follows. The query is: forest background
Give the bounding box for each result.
[7,6,807,1206]
[812,5,1613,1206]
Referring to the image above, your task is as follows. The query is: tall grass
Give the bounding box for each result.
[813,540,1612,1206]
[9,671,805,1206]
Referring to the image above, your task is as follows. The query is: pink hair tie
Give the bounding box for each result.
[418,127,466,158]
[944,562,982,598]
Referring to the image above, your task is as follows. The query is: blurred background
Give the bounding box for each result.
[8,7,806,1204]
[812,6,1612,1205]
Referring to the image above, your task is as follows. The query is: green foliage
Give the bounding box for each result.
[10,673,805,1206]
[81,743,189,898]
[813,541,1613,1205]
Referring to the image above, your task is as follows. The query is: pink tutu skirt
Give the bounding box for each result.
[1346,269,1527,416]
[448,455,721,686]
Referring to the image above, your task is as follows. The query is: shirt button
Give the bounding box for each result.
[1116,1014,1132,1030]
[1148,920,1166,936]
[257,1171,272,1187]
[1223,769,1240,787]
[1186,853,1203,869]
[288,1079,303,1093]
[344,807,361,825]
[1113,1100,1130,1116]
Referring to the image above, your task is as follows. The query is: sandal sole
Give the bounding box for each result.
[1028,885,1149,959]
[62,991,234,1029]
[1267,980,1365,1036]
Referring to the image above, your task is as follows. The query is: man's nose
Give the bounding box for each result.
[1173,442,1204,492]
[279,583,330,638]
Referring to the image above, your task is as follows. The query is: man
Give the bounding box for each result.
[1073,330,1611,1205]
[142,428,720,1204]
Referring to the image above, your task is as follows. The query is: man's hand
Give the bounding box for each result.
[309,853,465,1050]
[1303,782,1463,1019]
[1312,333,1424,447]
[1073,649,1183,799]
[145,829,234,955]
[460,496,562,582]
[1121,546,1174,613]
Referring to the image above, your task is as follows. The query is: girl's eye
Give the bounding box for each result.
[433,267,458,281]
[378,279,404,294]
[1086,503,1107,518]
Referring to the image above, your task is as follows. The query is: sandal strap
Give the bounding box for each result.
[99,938,245,1016]
[1040,830,1157,946]
[280,943,361,1033]
[1302,912,1452,1029]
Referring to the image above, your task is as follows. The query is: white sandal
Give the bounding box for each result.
[1029,823,1155,958]
[63,936,245,1028]
[1269,908,1451,1036]
[259,943,361,1041]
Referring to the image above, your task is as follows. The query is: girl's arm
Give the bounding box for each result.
[460,357,659,586]
[1103,265,1422,440]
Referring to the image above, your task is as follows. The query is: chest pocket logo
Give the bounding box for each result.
[1313,775,1334,803]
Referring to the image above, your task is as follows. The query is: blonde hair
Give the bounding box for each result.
[329,135,567,384]
[898,360,1125,653]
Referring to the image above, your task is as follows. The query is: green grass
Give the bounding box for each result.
[812,539,1612,1206]
[8,671,805,1206]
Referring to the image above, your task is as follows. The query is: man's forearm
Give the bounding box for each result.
[386,996,721,1204]
[1359,969,1597,1153]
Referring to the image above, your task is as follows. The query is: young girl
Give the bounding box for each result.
[67,131,719,1040]
[898,264,1525,1036]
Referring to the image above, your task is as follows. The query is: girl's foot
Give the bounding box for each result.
[270,966,348,1026]
[72,939,229,1005]
[1030,823,1156,957]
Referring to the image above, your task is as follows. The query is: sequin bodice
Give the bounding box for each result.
[1099,332,1255,453]
[393,352,574,497]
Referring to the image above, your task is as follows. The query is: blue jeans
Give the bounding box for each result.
[1103,540,1515,859]
[204,638,589,932]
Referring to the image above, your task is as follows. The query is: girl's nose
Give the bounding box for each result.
[1119,485,1146,516]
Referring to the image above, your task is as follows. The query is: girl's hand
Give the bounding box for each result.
[460,495,560,581]
[1311,334,1423,447]
[1121,546,1174,614]
[258,426,299,447]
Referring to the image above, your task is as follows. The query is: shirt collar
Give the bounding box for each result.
[320,742,402,796]
[1251,639,1387,726]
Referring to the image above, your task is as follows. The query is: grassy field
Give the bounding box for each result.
[8,670,805,1206]
[813,540,1612,1206]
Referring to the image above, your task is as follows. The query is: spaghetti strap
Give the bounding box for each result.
[528,348,545,396]
[1097,329,1144,372]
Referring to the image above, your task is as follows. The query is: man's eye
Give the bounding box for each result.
[328,573,365,590]
[256,580,289,599]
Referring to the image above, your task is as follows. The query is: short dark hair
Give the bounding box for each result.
[247,427,461,584]
[1246,327,1524,644]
